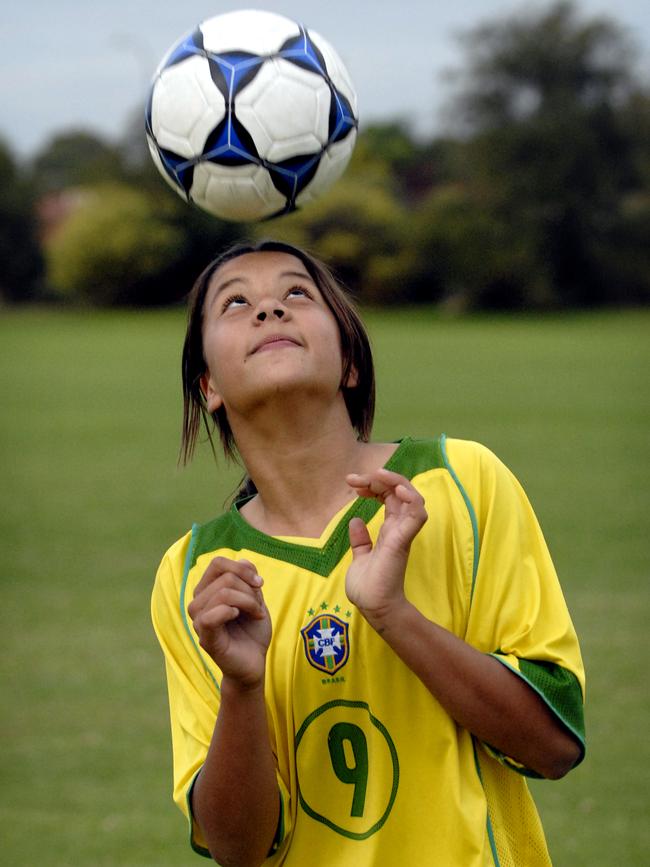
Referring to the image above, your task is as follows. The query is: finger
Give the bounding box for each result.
[346,473,388,497]
[374,468,418,490]
[348,517,373,559]
[346,472,373,492]
[346,472,401,501]
[347,484,377,501]
[194,556,262,597]
[347,472,427,533]
[394,483,424,505]
[190,575,265,619]
[191,586,266,623]
[357,469,424,502]
[219,586,266,619]
[391,484,428,525]
[196,603,241,630]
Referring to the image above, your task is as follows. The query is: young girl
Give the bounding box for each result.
[152,240,585,867]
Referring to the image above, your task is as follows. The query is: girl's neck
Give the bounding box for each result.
[230,402,394,537]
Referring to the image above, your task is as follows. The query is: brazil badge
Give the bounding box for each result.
[301,614,350,675]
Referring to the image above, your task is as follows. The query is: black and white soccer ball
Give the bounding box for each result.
[145,9,358,222]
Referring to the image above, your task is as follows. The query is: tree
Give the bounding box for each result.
[0,139,44,302]
[255,155,415,304]
[30,131,126,192]
[409,183,534,309]
[357,123,463,203]
[444,1,649,307]
[44,180,244,307]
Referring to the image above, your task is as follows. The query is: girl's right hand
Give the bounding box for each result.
[188,557,272,689]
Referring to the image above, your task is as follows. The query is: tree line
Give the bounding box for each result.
[2,1,649,310]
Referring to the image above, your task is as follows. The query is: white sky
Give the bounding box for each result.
[2,0,649,158]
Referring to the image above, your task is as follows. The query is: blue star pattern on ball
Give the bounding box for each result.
[145,10,358,221]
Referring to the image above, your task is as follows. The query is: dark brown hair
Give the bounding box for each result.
[180,240,376,467]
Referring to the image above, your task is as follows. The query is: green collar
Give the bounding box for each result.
[190,436,444,576]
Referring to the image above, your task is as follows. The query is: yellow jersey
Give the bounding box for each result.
[152,436,585,865]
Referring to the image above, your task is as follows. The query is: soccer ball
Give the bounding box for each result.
[145,9,358,222]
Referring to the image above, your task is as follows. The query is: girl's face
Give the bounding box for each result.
[200,251,349,418]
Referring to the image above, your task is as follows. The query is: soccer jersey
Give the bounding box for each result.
[151,435,585,866]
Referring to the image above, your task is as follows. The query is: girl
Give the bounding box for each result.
[152,240,585,867]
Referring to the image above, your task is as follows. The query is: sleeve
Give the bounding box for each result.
[151,537,218,857]
[446,439,586,776]
[151,536,290,859]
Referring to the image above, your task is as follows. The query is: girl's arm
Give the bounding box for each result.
[345,469,581,780]
[191,678,279,867]
[358,602,579,779]
[188,558,279,866]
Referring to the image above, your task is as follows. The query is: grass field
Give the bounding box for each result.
[1,306,648,866]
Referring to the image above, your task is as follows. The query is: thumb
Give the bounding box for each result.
[349,517,373,559]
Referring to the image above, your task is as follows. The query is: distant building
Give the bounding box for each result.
[36,189,90,243]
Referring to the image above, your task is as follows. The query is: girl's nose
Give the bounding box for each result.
[256,309,284,321]
[255,299,287,321]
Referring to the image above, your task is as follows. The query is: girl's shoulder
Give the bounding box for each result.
[391,434,503,480]
[442,436,504,472]
[153,527,194,594]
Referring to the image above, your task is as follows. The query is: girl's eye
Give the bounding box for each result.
[221,293,248,312]
[286,286,312,300]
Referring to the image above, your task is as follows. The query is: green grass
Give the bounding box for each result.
[1,307,648,866]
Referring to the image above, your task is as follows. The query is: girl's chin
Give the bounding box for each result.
[228,378,341,413]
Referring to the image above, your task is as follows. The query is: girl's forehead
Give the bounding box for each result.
[210,251,311,288]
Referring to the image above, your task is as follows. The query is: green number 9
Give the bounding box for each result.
[327,722,369,817]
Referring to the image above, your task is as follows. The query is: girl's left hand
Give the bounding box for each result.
[345,468,427,628]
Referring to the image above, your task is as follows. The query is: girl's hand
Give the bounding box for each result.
[345,468,428,629]
[188,557,272,689]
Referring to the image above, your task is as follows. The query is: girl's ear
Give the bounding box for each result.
[200,372,223,413]
[343,365,359,389]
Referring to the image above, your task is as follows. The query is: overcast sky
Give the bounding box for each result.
[3,0,649,159]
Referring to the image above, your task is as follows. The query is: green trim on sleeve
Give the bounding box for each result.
[440,434,480,603]
[180,524,221,694]
[186,768,284,861]
[186,769,212,859]
[489,655,586,776]
[268,788,285,856]
[471,740,502,867]
[518,658,586,746]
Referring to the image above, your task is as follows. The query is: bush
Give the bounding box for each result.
[45,183,188,306]
[410,184,540,310]
[256,170,415,304]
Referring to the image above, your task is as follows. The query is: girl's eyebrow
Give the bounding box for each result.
[208,269,315,310]
[209,275,246,306]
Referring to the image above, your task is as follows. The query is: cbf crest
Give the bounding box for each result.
[301,614,350,675]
